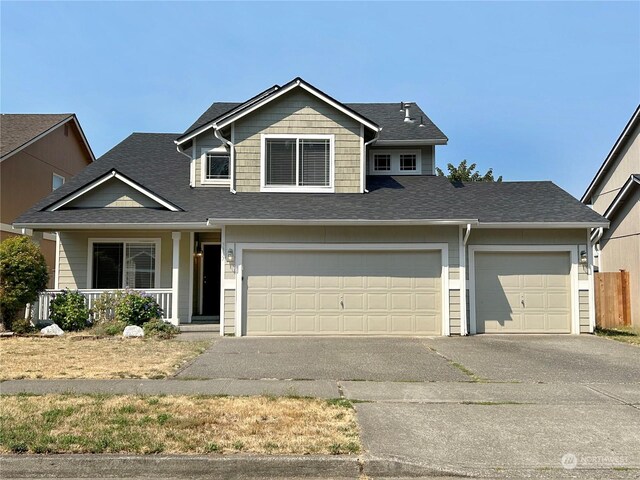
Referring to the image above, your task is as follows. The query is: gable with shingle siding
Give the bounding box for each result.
[231,89,362,193]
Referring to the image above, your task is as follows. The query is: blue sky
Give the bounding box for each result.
[1,1,638,198]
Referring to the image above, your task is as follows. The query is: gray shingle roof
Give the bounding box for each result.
[14,133,606,227]
[183,101,447,143]
[1,113,73,158]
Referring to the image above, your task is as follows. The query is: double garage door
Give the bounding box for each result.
[243,250,443,336]
[474,251,572,334]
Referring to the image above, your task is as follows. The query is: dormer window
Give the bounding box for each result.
[261,134,334,192]
[201,147,230,185]
[369,150,421,175]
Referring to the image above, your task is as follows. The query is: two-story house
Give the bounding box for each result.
[15,78,607,336]
[582,105,639,327]
[1,114,95,286]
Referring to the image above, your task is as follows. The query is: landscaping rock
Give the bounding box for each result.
[123,325,144,338]
[40,324,64,336]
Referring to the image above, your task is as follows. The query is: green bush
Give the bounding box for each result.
[143,319,179,339]
[49,290,90,331]
[10,317,35,335]
[91,290,126,324]
[0,236,49,330]
[114,291,163,327]
[92,318,127,337]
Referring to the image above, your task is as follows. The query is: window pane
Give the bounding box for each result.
[92,243,123,289]
[374,154,391,171]
[400,154,417,171]
[299,139,330,186]
[125,244,156,289]
[52,175,65,191]
[266,139,296,186]
[206,154,230,180]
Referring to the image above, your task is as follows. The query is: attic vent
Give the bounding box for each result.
[400,102,415,124]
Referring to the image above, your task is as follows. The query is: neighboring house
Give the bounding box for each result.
[15,78,607,336]
[1,114,95,286]
[581,105,640,327]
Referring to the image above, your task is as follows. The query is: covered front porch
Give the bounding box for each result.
[34,228,226,328]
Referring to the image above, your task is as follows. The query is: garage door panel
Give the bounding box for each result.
[475,251,571,334]
[245,250,442,336]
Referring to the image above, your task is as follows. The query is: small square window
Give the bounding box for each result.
[373,154,391,171]
[52,174,65,191]
[400,154,417,171]
[205,153,230,180]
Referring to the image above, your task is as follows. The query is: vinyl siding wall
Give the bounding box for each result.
[368,145,435,175]
[57,230,193,322]
[66,178,160,208]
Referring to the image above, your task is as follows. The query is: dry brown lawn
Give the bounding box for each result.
[0,336,208,380]
[0,395,360,455]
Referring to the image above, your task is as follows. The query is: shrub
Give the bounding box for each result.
[0,236,49,330]
[143,319,179,339]
[10,317,35,335]
[115,291,163,327]
[92,318,127,337]
[91,290,126,324]
[49,290,90,331]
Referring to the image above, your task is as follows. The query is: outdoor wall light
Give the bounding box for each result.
[579,250,588,264]
[226,247,235,264]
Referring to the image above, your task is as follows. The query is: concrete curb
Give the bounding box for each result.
[0,454,458,478]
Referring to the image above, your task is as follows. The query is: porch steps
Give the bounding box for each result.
[178,323,220,333]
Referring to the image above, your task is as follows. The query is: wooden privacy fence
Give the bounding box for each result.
[595,270,632,328]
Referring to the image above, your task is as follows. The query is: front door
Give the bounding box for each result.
[202,244,221,316]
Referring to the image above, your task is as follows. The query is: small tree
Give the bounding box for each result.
[0,236,49,330]
[436,160,502,182]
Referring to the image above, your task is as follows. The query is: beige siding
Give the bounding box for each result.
[232,89,362,193]
[224,290,235,335]
[449,290,461,335]
[579,290,590,333]
[591,122,640,213]
[600,190,640,326]
[58,231,175,290]
[66,178,160,208]
[468,229,587,246]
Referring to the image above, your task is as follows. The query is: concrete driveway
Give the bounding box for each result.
[177,337,468,381]
[178,334,639,384]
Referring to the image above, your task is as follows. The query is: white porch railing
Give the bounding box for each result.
[34,289,173,322]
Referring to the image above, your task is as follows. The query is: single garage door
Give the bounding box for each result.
[474,251,571,333]
[244,250,442,336]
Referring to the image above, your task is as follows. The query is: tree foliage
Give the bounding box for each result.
[436,160,502,182]
[0,236,49,329]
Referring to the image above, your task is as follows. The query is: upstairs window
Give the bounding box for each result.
[373,154,391,172]
[201,148,230,185]
[262,134,334,192]
[369,150,422,175]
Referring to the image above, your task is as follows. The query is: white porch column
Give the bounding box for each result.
[171,232,181,325]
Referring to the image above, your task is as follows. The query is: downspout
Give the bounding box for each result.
[463,223,472,245]
[362,128,381,193]
[214,126,236,194]
[460,223,472,336]
[175,143,194,187]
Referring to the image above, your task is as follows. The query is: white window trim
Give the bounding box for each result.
[234,243,449,337]
[52,173,65,191]
[369,149,422,175]
[260,134,335,193]
[87,238,161,290]
[467,245,580,335]
[200,146,231,186]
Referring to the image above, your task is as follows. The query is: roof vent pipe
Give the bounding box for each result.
[402,102,415,124]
